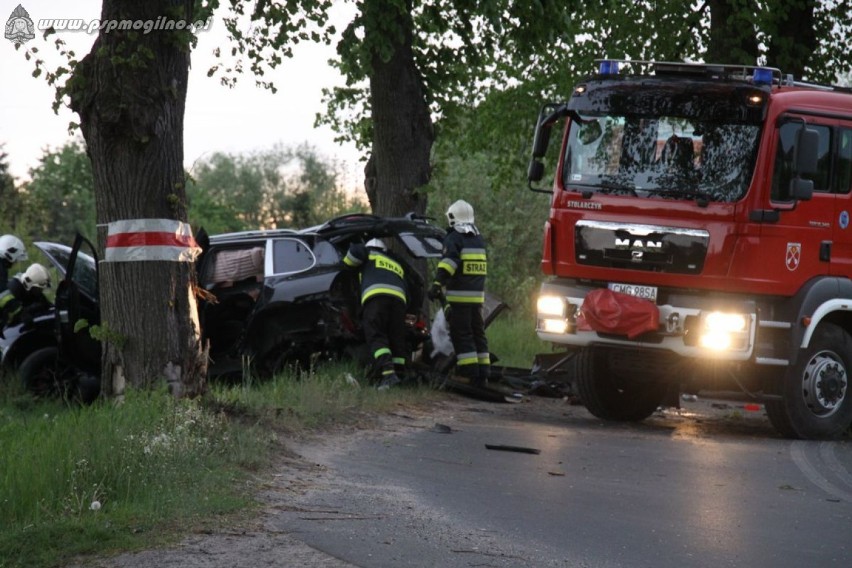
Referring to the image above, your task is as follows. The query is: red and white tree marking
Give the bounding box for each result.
[105,219,201,262]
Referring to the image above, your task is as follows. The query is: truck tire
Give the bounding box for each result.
[19,347,64,398]
[575,346,665,422]
[765,323,852,439]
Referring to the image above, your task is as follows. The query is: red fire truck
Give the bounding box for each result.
[528,59,852,439]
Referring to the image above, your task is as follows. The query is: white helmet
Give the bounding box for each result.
[446,200,475,227]
[366,238,387,250]
[0,234,27,263]
[19,263,50,291]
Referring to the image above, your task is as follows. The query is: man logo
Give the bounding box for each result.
[615,238,662,250]
[5,4,35,45]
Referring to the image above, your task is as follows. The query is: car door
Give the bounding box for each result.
[830,126,852,276]
[54,234,101,373]
[758,119,834,294]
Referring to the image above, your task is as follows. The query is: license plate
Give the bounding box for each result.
[608,282,658,303]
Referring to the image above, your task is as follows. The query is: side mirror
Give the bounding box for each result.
[531,120,553,159]
[789,177,813,201]
[528,160,545,183]
[527,103,569,193]
[795,127,819,176]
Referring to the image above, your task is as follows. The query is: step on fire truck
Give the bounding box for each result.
[527,59,852,439]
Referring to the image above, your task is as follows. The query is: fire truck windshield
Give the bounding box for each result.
[561,114,760,203]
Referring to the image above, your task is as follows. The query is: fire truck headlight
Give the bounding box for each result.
[541,318,569,334]
[699,311,749,351]
[537,295,566,318]
[537,295,570,335]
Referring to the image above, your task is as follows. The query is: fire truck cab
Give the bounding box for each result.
[528,59,852,439]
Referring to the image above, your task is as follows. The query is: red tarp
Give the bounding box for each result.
[577,289,659,339]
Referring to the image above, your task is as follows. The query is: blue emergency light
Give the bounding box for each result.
[599,60,619,75]
[753,67,773,86]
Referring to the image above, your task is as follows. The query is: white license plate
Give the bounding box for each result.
[608,282,658,303]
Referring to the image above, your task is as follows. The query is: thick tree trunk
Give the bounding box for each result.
[363,0,434,217]
[69,0,206,397]
[764,0,817,80]
[705,0,759,65]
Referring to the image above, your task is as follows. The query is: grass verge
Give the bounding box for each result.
[0,361,444,568]
[0,316,537,567]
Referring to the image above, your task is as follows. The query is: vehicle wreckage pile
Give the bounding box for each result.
[0,215,574,404]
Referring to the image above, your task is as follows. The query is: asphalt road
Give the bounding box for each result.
[272,395,852,568]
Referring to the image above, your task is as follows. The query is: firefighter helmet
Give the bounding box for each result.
[0,234,27,264]
[366,238,387,250]
[20,263,50,291]
[446,200,475,227]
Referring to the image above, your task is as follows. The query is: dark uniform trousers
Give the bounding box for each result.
[447,303,489,381]
[362,295,407,379]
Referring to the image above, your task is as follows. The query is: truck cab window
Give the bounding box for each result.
[562,113,758,202]
[837,128,852,194]
[771,122,831,201]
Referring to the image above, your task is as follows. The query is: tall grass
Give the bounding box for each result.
[213,360,443,431]
[0,388,266,568]
[486,312,551,369]
[0,323,537,568]
[0,361,444,568]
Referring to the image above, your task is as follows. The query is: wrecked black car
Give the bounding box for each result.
[196,213,446,379]
[0,234,101,401]
[1,214,447,395]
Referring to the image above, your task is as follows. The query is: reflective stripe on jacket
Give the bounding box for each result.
[344,243,407,305]
[435,229,487,304]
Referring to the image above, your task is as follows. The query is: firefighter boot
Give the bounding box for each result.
[474,363,490,388]
[377,373,402,391]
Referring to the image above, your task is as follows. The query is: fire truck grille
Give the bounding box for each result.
[575,220,709,275]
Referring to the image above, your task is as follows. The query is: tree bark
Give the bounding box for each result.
[69,0,206,397]
[764,0,817,80]
[705,0,759,65]
[363,0,434,217]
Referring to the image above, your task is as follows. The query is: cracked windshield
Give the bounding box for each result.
[562,114,760,203]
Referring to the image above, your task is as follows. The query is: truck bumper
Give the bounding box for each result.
[536,279,763,363]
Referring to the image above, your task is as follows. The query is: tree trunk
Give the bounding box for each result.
[764,0,817,80]
[705,0,759,65]
[363,0,434,217]
[69,0,206,397]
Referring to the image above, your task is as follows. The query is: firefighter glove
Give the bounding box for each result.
[427,283,443,301]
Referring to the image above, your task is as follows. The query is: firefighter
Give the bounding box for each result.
[0,234,28,294]
[0,263,52,330]
[428,200,490,386]
[343,238,409,390]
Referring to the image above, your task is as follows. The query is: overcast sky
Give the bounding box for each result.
[1,0,363,187]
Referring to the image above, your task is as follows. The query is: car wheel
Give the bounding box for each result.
[70,372,101,404]
[19,347,66,399]
[575,346,665,422]
[766,323,852,439]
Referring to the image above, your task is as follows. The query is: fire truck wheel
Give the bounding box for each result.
[574,346,665,421]
[766,323,852,439]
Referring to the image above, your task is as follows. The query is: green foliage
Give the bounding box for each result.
[88,322,128,350]
[0,145,24,234]
[486,313,551,368]
[20,140,96,243]
[0,145,14,202]
[0,390,267,568]
[187,142,366,232]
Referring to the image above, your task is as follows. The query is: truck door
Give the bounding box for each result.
[759,120,834,292]
[830,126,852,277]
